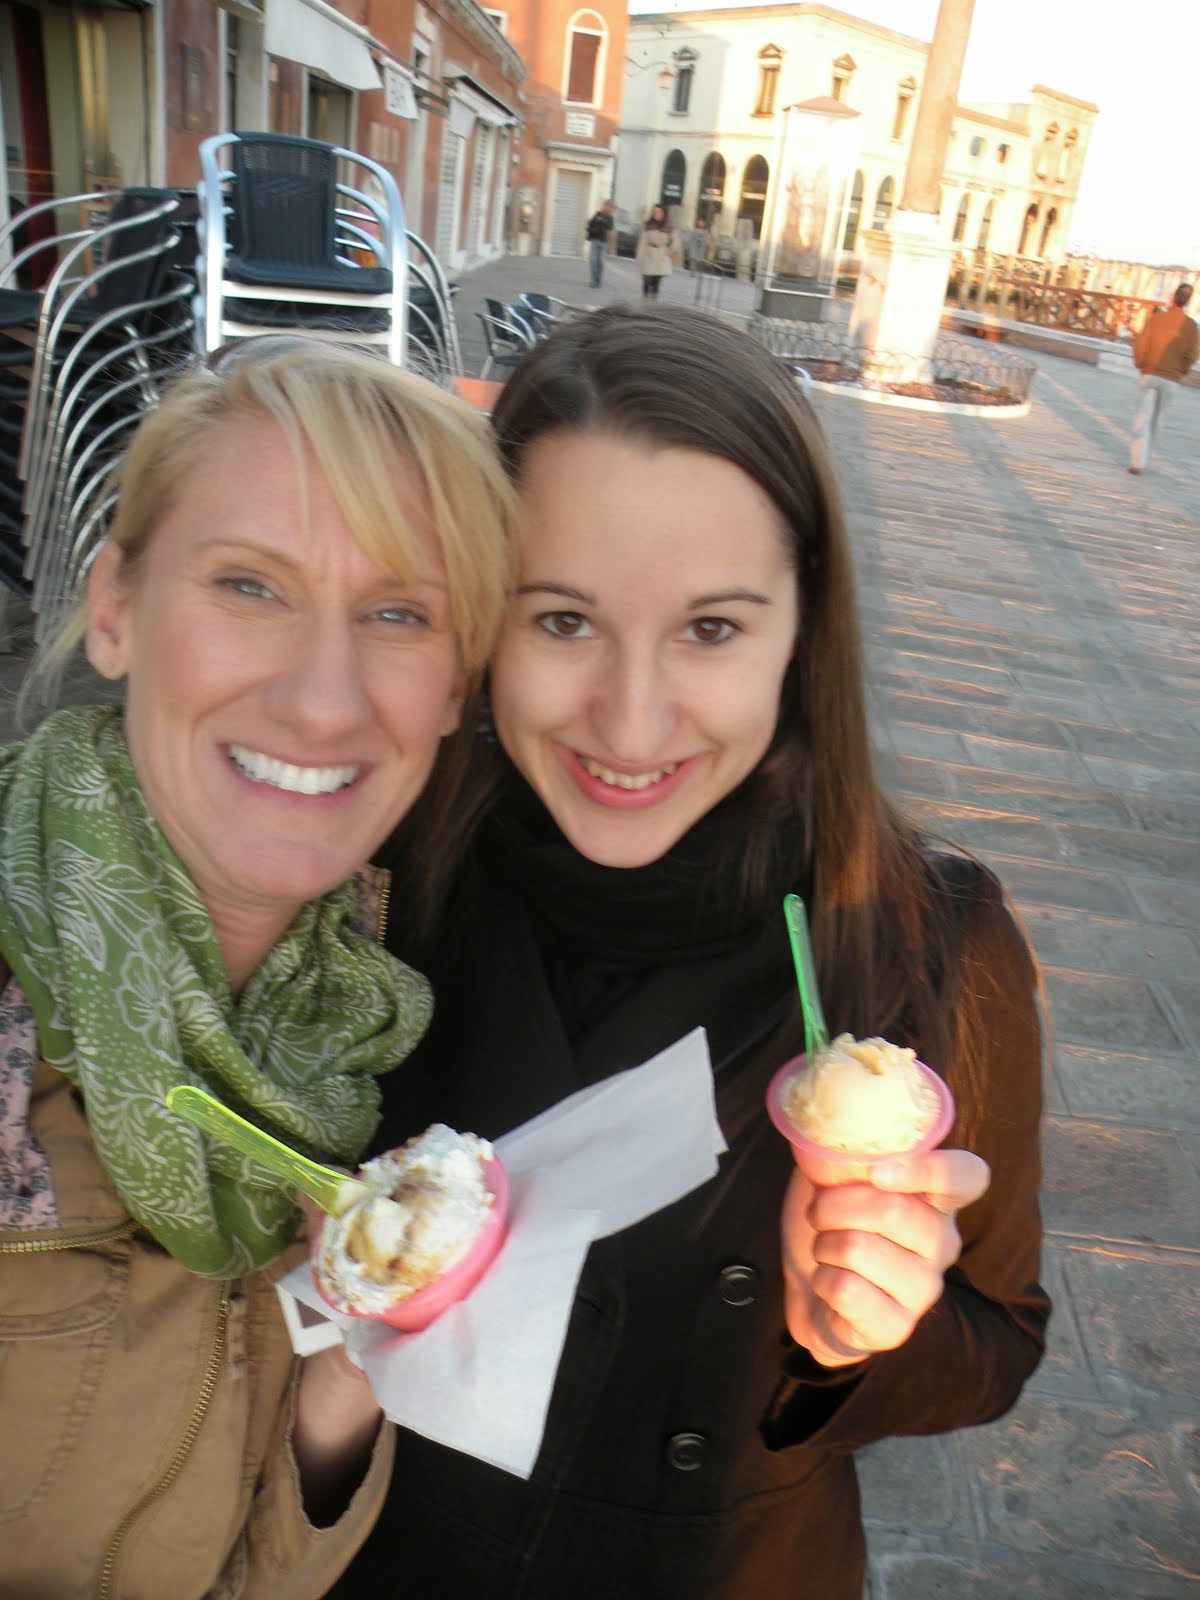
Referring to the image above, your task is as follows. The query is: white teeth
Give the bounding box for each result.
[579,755,678,791]
[229,745,359,795]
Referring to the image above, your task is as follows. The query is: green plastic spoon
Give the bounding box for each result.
[782,893,831,1061]
[166,1084,370,1217]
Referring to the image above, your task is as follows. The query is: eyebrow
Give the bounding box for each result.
[194,537,448,591]
[516,582,772,608]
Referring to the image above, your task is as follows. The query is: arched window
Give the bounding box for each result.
[977,199,994,251]
[842,169,864,250]
[1035,122,1058,179]
[660,148,686,210]
[872,175,894,229]
[952,193,970,243]
[737,154,770,236]
[1058,128,1078,184]
[754,44,782,116]
[892,75,916,140]
[696,150,726,228]
[1039,206,1058,256]
[1018,203,1038,255]
[564,10,606,106]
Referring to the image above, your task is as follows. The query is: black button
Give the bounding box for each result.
[716,1263,760,1306]
[665,1431,709,1472]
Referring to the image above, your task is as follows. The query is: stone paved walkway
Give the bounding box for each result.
[2,251,1197,1597]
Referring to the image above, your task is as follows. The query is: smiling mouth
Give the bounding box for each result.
[228,744,361,795]
[577,754,681,791]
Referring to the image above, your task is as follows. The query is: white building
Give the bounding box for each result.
[619,4,1096,267]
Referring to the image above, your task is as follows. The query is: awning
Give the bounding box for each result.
[265,0,382,92]
[383,63,419,121]
[444,66,518,128]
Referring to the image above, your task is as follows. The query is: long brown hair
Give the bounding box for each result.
[485,304,1004,1124]
[392,305,1035,1130]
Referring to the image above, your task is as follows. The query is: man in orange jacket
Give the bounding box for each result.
[1129,282,1198,473]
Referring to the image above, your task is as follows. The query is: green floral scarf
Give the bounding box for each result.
[0,707,431,1277]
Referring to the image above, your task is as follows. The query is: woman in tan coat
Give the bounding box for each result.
[635,204,675,298]
[0,341,513,1598]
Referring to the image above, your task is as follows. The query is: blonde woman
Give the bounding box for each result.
[0,341,514,1599]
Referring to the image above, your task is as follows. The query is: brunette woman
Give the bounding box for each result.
[342,305,1048,1600]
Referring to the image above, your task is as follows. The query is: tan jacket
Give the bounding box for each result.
[635,224,674,278]
[0,1051,395,1600]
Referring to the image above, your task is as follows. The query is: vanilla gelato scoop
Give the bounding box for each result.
[782,1034,941,1155]
[314,1124,495,1317]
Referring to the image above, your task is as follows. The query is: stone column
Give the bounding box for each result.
[849,0,976,384]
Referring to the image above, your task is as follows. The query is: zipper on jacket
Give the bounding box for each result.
[375,870,391,945]
[96,1282,231,1600]
[0,1218,136,1253]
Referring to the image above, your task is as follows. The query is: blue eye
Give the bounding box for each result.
[372,604,428,628]
[537,611,594,640]
[219,575,274,600]
[685,617,739,645]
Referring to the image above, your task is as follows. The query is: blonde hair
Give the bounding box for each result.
[34,340,515,694]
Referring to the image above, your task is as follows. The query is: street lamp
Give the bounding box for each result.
[624,58,676,216]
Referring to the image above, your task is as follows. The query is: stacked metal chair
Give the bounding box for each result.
[0,187,196,640]
[196,132,419,367]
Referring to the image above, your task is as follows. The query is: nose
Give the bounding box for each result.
[265,616,372,741]
[589,643,676,762]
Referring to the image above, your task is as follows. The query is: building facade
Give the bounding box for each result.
[481,0,628,256]
[619,4,1096,269]
[1,0,524,274]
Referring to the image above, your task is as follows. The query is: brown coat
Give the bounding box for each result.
[0,1052,395,1600]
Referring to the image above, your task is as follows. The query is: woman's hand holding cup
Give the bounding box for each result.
[780,1147,991,1368]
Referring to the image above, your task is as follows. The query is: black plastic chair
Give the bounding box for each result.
[476,308,535,381]
[197,132,408,363]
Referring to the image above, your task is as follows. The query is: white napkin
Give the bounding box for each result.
[275,1026,725,1478]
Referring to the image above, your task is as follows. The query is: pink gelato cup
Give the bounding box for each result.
[313,1153,509,1334]
[767,1052,955,1185]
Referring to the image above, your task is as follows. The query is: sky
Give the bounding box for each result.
[627,0,1200,266]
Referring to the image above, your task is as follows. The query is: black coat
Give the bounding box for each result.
[330,856,1047,1599]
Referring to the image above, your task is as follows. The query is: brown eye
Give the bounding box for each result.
[537,611,593,640]
[686,617,738,645]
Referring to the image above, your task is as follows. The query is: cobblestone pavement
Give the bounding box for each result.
[3,251,1197,1597]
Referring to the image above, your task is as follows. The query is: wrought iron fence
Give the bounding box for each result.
[749,317,1036,405]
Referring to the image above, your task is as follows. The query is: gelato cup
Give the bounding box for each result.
[312,1125,508,1333]
[767,1037,954,1183]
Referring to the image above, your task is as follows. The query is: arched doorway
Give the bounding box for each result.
[696,150,726,228]
[737,154,769,237]
[659,148,686,213]
[1018,204,1038,255]
[872,176,894,229]
[1039,206,1058,256]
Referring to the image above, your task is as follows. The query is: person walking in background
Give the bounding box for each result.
[635,204,674,298]
[585,200,615,290]
[1129,282,1198,474]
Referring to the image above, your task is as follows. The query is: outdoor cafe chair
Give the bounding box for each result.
[518,291,572,339]
[0,188,192,621]
[476,305,536,382]
[196,131,409,365]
